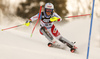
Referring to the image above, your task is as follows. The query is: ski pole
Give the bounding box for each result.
[64,14,91,18]
[30,6,42,37]
[1,23,25,31]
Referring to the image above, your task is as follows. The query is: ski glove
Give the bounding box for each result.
[50,17,60,22]
[25,20,32,26]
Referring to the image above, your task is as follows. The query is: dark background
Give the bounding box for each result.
[16,0,68,19]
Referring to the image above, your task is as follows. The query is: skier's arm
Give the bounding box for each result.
[50,13,62,22]
[53,13,62,22]
[25,13,39,26]
[30,13,39,21]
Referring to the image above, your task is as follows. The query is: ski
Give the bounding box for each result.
[48,41,77,53]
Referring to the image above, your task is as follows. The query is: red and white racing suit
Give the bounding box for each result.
[30,12,62,40]
[30,12,74,48]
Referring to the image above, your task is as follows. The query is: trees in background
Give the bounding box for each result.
[17,0,68,19]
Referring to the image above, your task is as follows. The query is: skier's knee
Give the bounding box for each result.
[41,27,47,31]
[40,27,47,35]
[39,29,43,35]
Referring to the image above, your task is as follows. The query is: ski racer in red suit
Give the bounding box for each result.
[25,3,77,52]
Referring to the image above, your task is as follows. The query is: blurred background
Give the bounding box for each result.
[0,0,100,20]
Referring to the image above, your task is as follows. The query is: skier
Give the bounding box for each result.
[25,3,77,52]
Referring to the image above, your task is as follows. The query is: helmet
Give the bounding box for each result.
[44,3,54,17]
[45,3,54,10]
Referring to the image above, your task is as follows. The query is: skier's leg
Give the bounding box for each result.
[40,27,53,42]
[40,27,59,47]
[50,25,76,50]
[58,36,74,48]
[59,36,77,52]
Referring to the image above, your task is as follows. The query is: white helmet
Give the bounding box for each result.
[45,3,54,10]
[44,3,54,16]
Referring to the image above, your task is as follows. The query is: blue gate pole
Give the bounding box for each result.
[86,0,95,59]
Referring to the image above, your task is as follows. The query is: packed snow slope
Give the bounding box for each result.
[0,18,100,59]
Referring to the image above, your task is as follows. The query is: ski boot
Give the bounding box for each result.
[70,45,77,53]
[48,41,61,47]
[48,42,53,47]
[70,42,77,53]
[48,41,57,47]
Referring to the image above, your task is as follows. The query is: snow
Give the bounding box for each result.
[0,17,100,59]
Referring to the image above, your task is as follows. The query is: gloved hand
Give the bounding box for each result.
[50,17,60,22]
[25,20,32,26]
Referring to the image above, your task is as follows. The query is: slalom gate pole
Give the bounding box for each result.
[86,0,95,59]
[1,24,25,31]
[64,14,91,18]
[30,6,42,37]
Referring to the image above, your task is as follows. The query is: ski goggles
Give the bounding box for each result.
[45,8,53,12]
